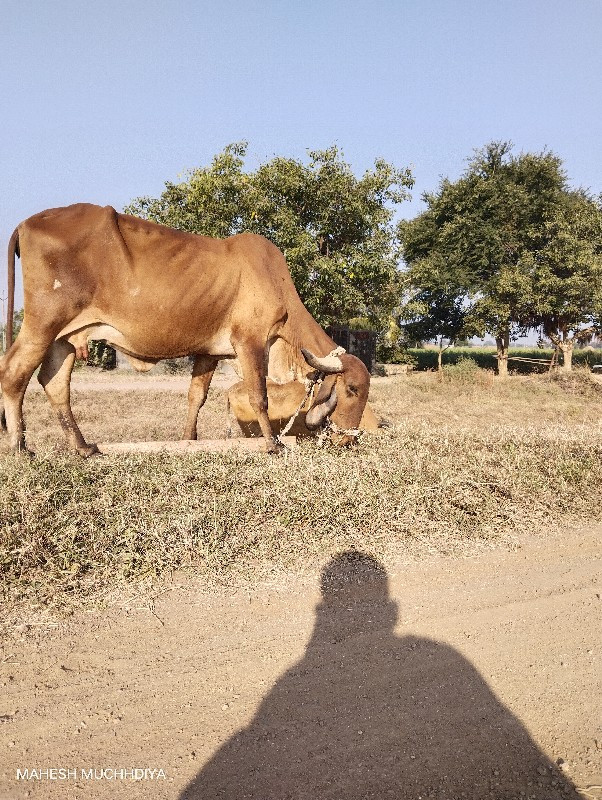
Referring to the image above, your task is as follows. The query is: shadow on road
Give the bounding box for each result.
[181,550,579,799]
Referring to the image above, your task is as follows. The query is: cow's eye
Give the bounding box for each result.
[347,384,359,397]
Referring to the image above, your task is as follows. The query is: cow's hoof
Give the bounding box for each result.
[77,443,101,458]
[11,445,35,458]
[265,439,285,455]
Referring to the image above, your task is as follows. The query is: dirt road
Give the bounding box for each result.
[1,525,600,799]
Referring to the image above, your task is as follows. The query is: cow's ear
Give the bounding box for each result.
[305,385,338,429]
[344,380,359,397]
[312,374,337,405]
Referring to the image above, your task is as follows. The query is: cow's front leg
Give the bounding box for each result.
[232,338,279,453]
[38,339,99,457]
[182,355,218,440]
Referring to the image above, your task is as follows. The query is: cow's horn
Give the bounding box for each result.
[305,385,338,429]
[301,347,344,374]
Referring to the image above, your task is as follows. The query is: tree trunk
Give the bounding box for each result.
[495,331,510,378]
[548,346,560,373]
[559,341,573,371]
[437,339,450,380]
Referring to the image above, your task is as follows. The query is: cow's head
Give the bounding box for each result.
[301,348,370,445]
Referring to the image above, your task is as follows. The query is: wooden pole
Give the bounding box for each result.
[96,437,297,455]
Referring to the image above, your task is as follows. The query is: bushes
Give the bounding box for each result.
[442,357,494,387]
[407,347,602,374]
[161,356,194,375]
[86,341,116,370]
[548,367,602,397]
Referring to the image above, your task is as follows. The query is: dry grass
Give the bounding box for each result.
[372,366,602,430]
[1,367,602,615]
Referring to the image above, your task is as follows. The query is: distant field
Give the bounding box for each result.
[1,367,602,617]
[406,345,602,373]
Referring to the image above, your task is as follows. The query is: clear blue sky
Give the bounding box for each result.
[2,0,601,309]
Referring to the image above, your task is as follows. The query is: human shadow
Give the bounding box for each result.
[180,551,579,799]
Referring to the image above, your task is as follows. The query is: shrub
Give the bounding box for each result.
[442,357,494,387]
[161,357,194,375]
[86,341,117,370]
[407,347,602,374]
[548,366,602,397]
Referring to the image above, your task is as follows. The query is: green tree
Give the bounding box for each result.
[1,309,23,353]
[126,143,413,329]
[399,142,576,376]
[529,190,602,369]
[400,281,481,375]
[127,142,249,238]
[86,340,117,370]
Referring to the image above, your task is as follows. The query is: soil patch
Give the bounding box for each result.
[1,525,600,799]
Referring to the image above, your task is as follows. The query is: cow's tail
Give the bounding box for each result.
[0,229,17,430]
[5,228,18,350]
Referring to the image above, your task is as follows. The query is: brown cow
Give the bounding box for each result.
[0,203,370,455]
[227,377,381,440]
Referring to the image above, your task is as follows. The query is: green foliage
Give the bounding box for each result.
[374,316,415,363]
[376,337,413,365]
[398,142,601,359]
[1,309,23,352]
[376,340,416,365]
[529,190,602,346]
[126,142,249,238]
[125,143,414,329]
[12,309,23,339]
[406,348,485,372]
[86,340,116,370]
[442,357,493,387]
[162,356,194,375]
[399,282,481,350]
[407,346,602,374]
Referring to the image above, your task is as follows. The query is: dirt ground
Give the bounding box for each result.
[56,369,239,393]
[1,524,600,800]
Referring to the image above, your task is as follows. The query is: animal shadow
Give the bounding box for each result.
[180,550,579,799]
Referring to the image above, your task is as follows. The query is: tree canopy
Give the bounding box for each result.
[126,143,414,329]
[528,188,602,366]
[398,141,602,372]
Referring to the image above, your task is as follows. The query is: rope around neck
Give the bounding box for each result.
[276,373,323,441]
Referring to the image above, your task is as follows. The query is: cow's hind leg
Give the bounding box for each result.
[0,361,6,431]
[233,338,279,452]
[182,355,218,440]
[38,339,99,457]
[0,335,53,454]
